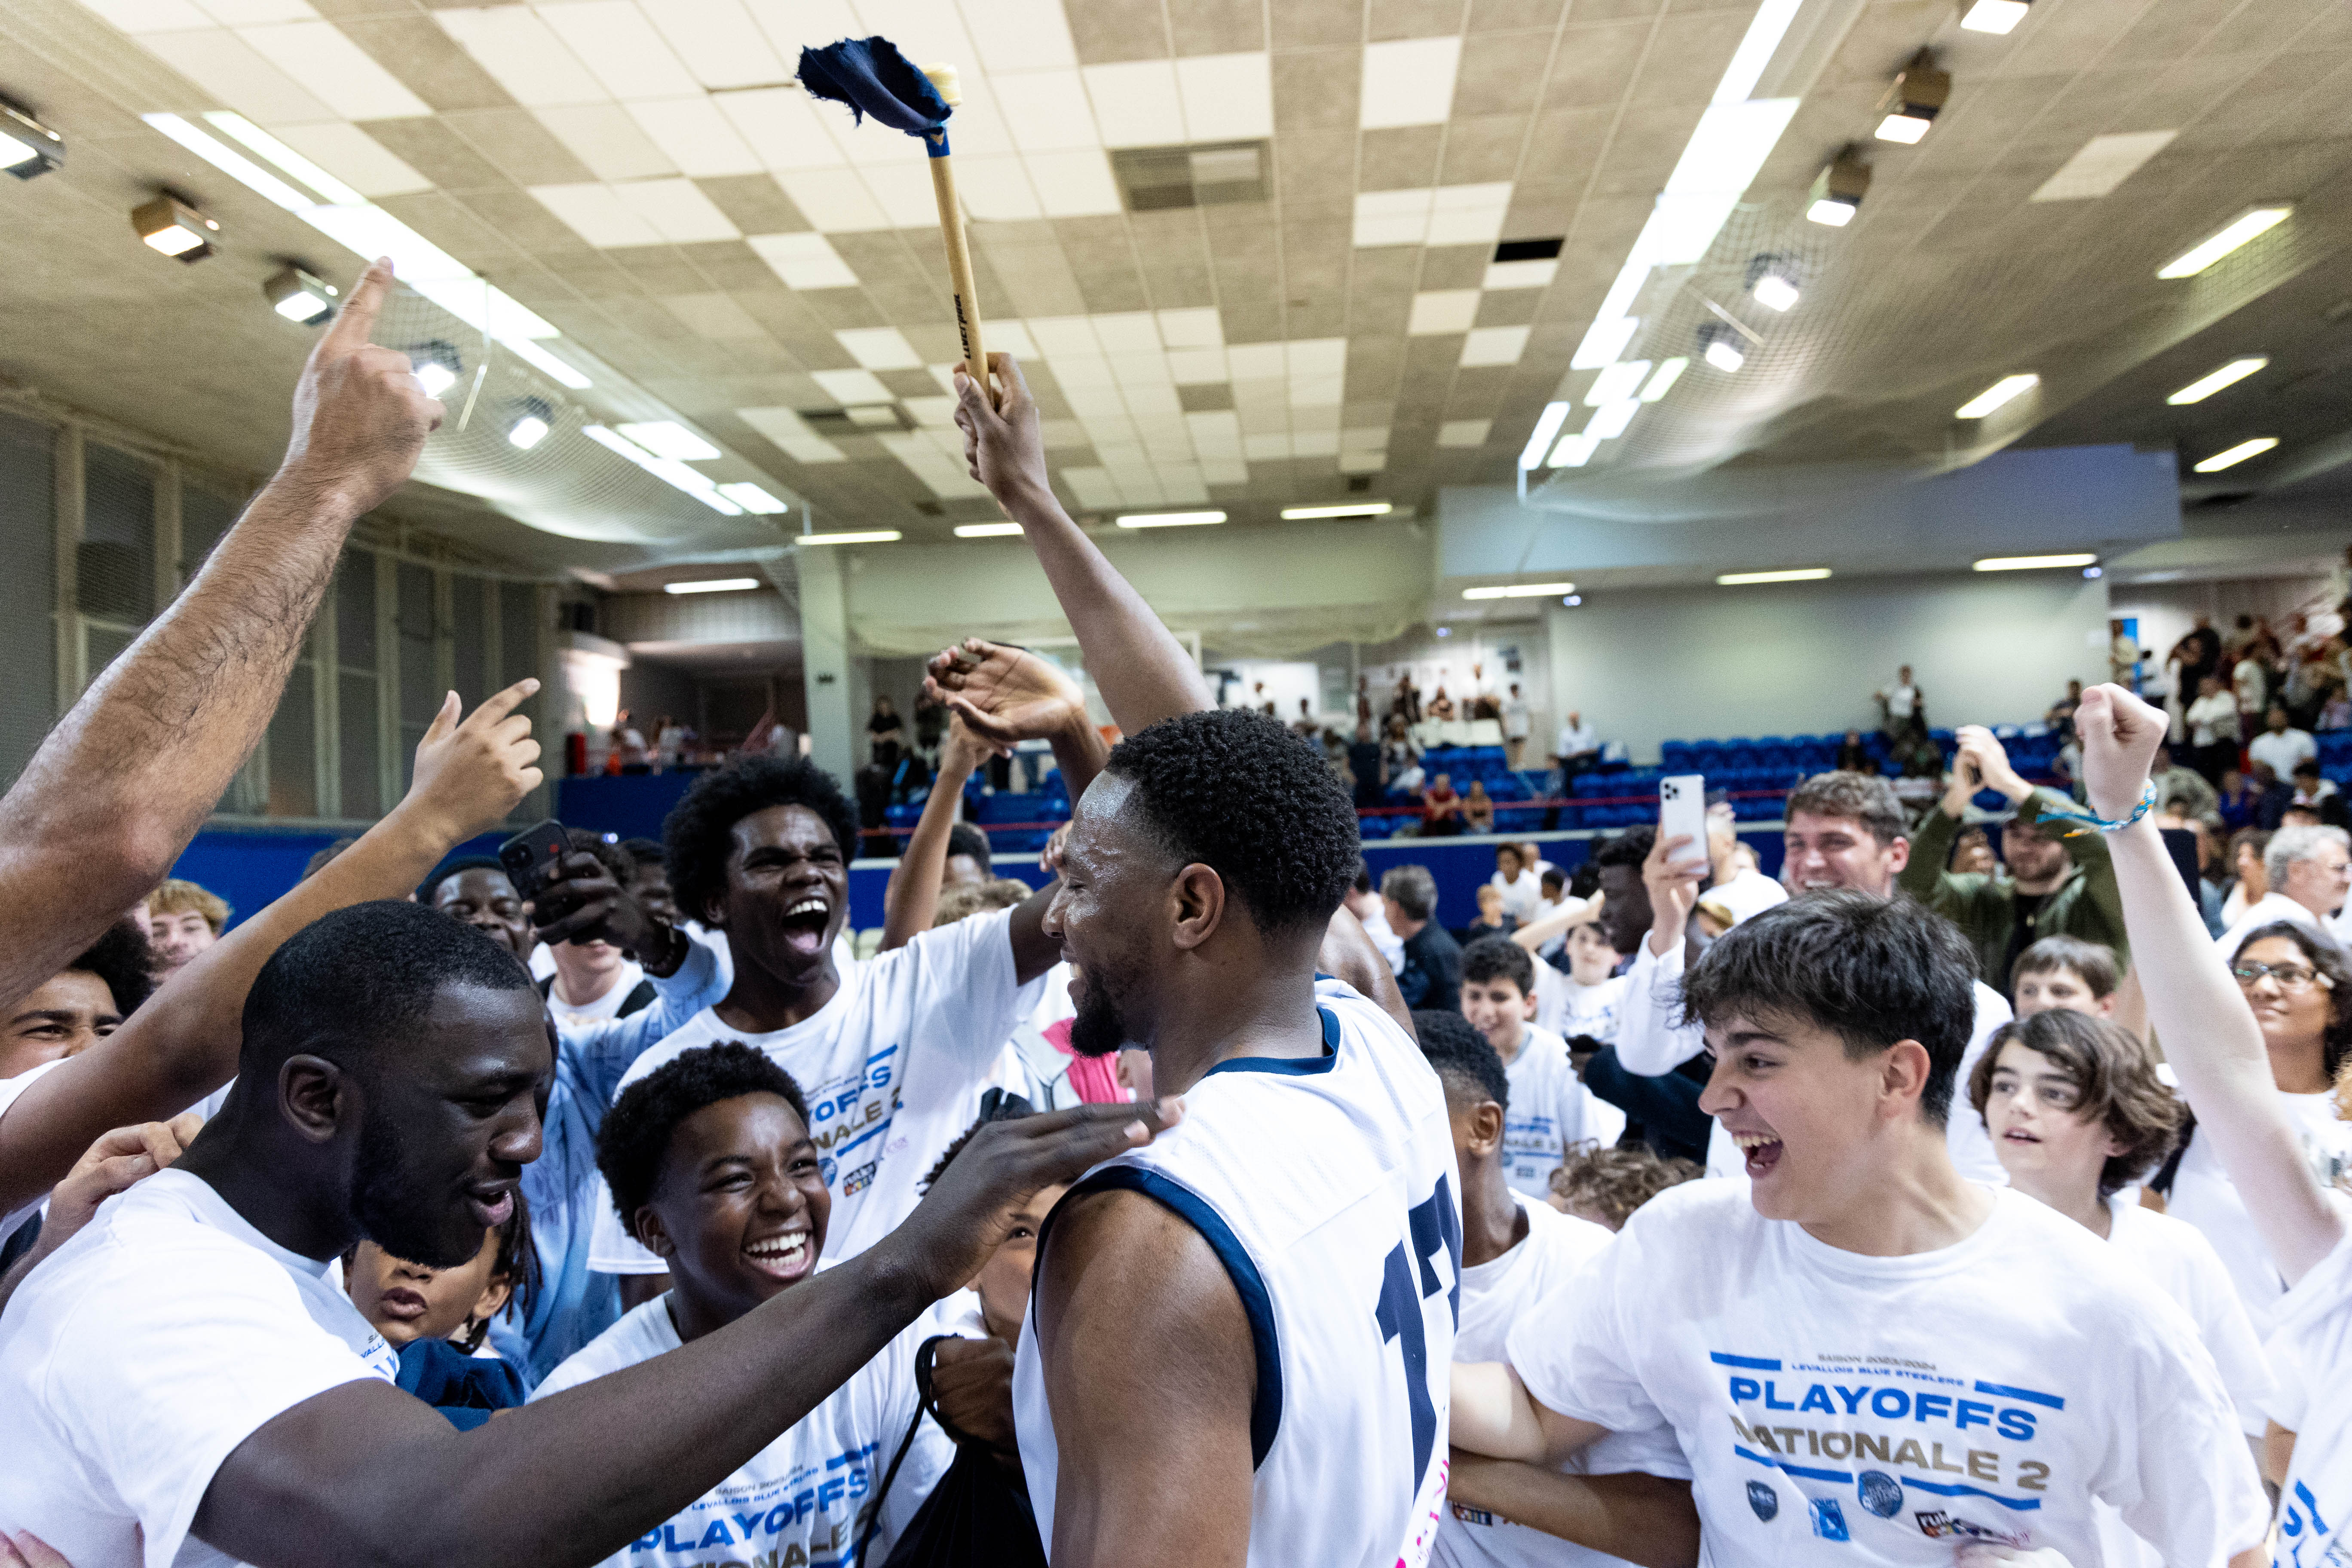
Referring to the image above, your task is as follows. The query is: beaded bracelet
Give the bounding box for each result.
[2034,778,2160,836]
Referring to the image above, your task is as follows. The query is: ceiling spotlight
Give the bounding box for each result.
[1746,254,1800,312]
[1807,151,1870,227]
[1562,594,1583,606]
[2082,566,2103,579]
[2167,357,2268,405]
[796,530,903,545]
[1959,0,2030,34]
[263,265,338,325]
[2193,437,2278,473]
[132,194,218,262]
[410,340,462,399]
[1697,322,1746,374]
[508,397,553,451]
[1874,53,1948,144]
[1435,627,1452,638]
[2158,207,2292,279]
[0,97,65,180]
[1463,582,1576,600]
[1956,373,2040,419]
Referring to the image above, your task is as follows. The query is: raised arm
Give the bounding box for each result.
[881,716,990,951]
[0,259,438,1012]
[197,1102,1178,1568]
[0,680,538,1214]
[2078,683,2343,1283]
[1510,891,1604,955]
[952,355,1212,731]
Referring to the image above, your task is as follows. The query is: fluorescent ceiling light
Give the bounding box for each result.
[954,522,1026,537]
[1547,433,1600,469]
[0,137,34,172]
[504,338,592,391]
[1973,554,2095,572]
[1586,361,1651,407]
[797,530,902,545]
[2158,208,2291,279]
[143,114,310,211]
[1807,197,1857,227]
[1960,0,2030,34]
[1752,274,1799,312]
[1463,581,1576,600]
[1519,401,1572,469]
[1639,359,1689,401]
[616,421,720,461]
[1281,503,1393,519]
[1718,567,1831,585]
[203,113,363,206]
[1713,0,1804,104]
[1116,511,1226,528]
[1703,337,1746,373]
[1586,399,1640,441]
[664,578,761,594]
[413,362,458,399]
[716,483,788,514]
[507,414,550,450]
[2193,438,2278,473]
[2167,358,2267,405]
[1876,113,1931,144]
[1956,373,2040,418]
[582,425,743,515]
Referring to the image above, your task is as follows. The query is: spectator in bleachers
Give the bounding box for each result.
[1502,683,1532,769]
[2212,824,2352,952]
[2109,617,2143,686]
[1348,724,1386,811]
[1552,711,1599,781]
[1292,697,1318,737]
[2233,645,2269,742]
[866,695,905,766]
[1463,780,1496,834]
[1490,844,1546,924]
[1833,729,1871,772]
[1430,686,1457,722]
[2047,678,2084,740]
[2251,702,2318,782]
[1384,716,1424,796]
[1875,664,1923,742]
[1344,863,1406,975]
[1420,772,1466,837]
[2293,759,2342,813]
[2219,828,2271,929]
[2185,673,2243,783]
[144,879,228,977]
[2216,768,2260,831]
[1380,864,1460,1013]
[1902,727,2128,995]
[1390,672,1421,724]
[2153,743,2222,833]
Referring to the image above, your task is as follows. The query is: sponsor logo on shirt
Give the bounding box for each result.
[626,1439,882,1565]
[1915,1510,2028,1547]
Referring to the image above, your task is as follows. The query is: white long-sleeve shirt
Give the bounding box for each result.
[1613,934,2012,1182]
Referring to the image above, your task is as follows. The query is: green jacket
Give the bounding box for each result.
[1900,788,2128,989]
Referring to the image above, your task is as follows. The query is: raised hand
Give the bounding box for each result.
[2074,683,2165,821]
[529,850,665,965]
[1039,820,1073,875]
[399,680,544,848]
[925,637,1088,751]
[1952,725,2028,804]
[951,353,1050,505]
[926,1336,1020,1455]
[278,258,444,513]
[0,1111,204,1316]
[1642,829,1708,952]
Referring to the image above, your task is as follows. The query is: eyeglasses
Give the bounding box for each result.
[2231,962,2331,992]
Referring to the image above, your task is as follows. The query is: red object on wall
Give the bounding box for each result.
[565,731,587,776]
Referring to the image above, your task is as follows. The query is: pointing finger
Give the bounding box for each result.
[463,677,542,732]
[322,257,395,355]
[422,690,461,746]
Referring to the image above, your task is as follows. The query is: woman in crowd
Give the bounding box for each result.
[1463,779,1496,835]
[2217,828,2270,928]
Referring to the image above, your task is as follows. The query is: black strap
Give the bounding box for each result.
[851,1336,961,1568]
[2148,1112,2196,1197]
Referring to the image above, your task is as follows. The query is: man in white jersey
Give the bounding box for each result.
[2062,683,2352,1568]
[1617,770,2014,1183]
[570,747,1089,1295]
[0,899,1170,1564]
[1450,890,2269,1565]
[1413,1010,1694,1568]
[943,350,1454,1568]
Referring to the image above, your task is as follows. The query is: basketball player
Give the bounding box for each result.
[941,352,1455,1567]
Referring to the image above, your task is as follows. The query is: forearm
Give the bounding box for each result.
[1614,950,1700,1076]
[998,484,1210,730]
[1900,806,1960,899]
[1512,894,1601,954]
[201,1244,936,1568]
[1449,1361,1549,1461]
[1047,713,1113,803]
[0,474,355,1005]
[883,756,978,951]
[1445,1458,1699,1568]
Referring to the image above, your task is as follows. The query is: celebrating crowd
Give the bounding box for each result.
[0,257,2346,1568]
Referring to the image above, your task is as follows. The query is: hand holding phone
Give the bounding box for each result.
[497,818,569,905]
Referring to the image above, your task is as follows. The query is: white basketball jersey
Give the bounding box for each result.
[1014,977,1461,1567]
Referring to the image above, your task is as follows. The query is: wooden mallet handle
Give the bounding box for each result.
[922,64,988,398]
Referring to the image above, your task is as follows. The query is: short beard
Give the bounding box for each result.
[349,1110,477,1269]
[1067,977,1132,1060]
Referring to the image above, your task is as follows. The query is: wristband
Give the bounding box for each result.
[2034,778,2159,836]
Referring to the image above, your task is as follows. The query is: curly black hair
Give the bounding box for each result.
[597,1042,811,1236]
[242,901,535,1075]
[72,919,156,1017]
[662,755,861,926]
[1413,1008,1508,1111]
[1101,708,1358,936]
[1591,827,1654,870]
[416,855,509,906]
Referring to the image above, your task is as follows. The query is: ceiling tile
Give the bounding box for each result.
[277,119,433,196]
[1066,0,1170,64]
[835,326,925,368]
[777,168,894,231]
[335,15,514,113]
[367,114,511,190]
[1361,36,1461,128]
[749,230,858,287]
[1409,289,1480,333]
[1467,0,1563,30]
[1437,417,1491,444]
[626,97,765,178]
[433,6,608,107]
[715,88,851,172]
[140,27,337,124]
[535,103,680,181]
[642,0,790,90]
[236,18,431,118]
[1271,0,1363,52]
[1170,0,1266,56]
[1360,123,1443,190]
[1273,46,1363,136]
[539,0,704,101]
[1369,0,1466,44]
[614,177,744,243]
[811,367,893,404]
[1179,52,1275,140]
[1441,112,1526,184]
[998,68,1103,151]
[443,107,599,186]
[1026,149,1126,216]
[963,0,1081,73]
[1460,324,1528,366]
[1541,20,1651,110]
[1083,60,1185,147]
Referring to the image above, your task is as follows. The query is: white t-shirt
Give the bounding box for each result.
[2251,727,2319,779]
[2185,691,2240,749]
[533,1294,953,1568]
[0,1168,399,1568]
[2270,1223,2352,1567]
[1537,969,1624,1047]
[0,1056,69,1236]
[2165,1090,2352,1334]
[1498,1026,1626,1197]
[1490,869,1547,924]
[1502,699,1531,740]
[1436,1194,1685,1568]
[1696,867,1790,931]
[1556,723,1596,758]
[589,910,1041,1272]
[2212,890,2352,955]
[1886,683,1918,720]
[544,958,648,1029]
[1504,1181,2268,1565]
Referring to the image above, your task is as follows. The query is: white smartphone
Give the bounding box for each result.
[1658,773,1709,864]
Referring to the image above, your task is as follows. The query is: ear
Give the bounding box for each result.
[279,1055,353,1145]
[633,1205,679,1262]
[472,1271,515,1324]
[1169,863,1228,952]
[1519,989,1537,1022]
[1883,837,1912,873]
[1468,1100,1505,1157]
[1880,1039,1934,1118]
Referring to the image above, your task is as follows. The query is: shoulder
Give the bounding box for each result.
[878,907,1018,982]
[533,1295,678,1397]
[1519,1198,1615,1277]
[1040,1183,1248,1345]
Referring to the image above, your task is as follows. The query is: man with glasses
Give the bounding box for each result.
[2212,822,2352,951]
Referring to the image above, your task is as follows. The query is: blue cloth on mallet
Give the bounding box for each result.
[799,37,952,153]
